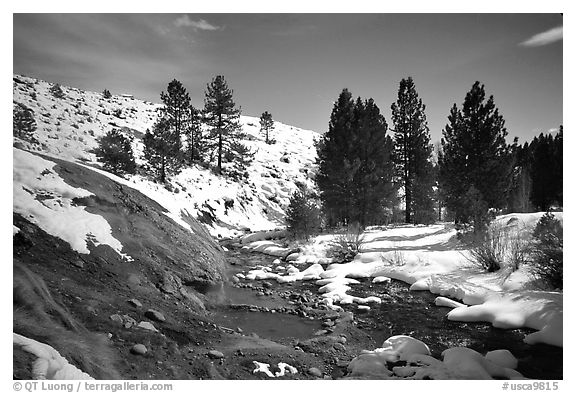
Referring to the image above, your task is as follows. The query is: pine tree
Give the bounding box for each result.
[160,79,191,145]
[94,129,136,175]
[259,111,275,144]
[317,90,397,227]
[390,77,435,224]
[102,89,112,99]
[438,82,512,232]
[203,75,250,174]
[142,118,182,183]
[316,89,358,226]
[350,98,397,226]
[184,106,207,164]
[286,186,322,240]
[13,103,37,141]
[50,83,65,99]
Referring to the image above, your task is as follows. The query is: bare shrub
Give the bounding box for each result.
[381,248,406,267]
[327,223,366,263]
[464,220,531,273]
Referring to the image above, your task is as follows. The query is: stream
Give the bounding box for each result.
[206,247,562,379]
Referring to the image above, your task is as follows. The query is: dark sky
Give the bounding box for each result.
[13,13,562,143]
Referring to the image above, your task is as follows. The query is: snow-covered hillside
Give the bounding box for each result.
[13,74,320,238]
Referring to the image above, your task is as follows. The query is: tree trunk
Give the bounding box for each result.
[160,155,166,183]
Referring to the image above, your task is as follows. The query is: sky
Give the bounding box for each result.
[13,13,563,143]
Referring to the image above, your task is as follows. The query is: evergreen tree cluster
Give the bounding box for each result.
[316,78,439,229]
[438,82,513,232]
[508,129,563,212]
[96,75,256,183]
[316,89,398,228]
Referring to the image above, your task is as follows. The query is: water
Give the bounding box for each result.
[211,310,321,342]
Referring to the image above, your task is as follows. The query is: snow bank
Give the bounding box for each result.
[241,240,291,257]
[13,148,129,259]
[13,333,94,380]
[347,335,524,380]
[447,291,563,346]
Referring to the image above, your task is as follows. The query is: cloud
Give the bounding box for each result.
[520,26,563,47]
[173,15,220,31]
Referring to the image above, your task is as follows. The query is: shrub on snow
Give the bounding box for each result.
[327,222,366,263]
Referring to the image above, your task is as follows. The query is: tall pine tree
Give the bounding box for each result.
[316,89,358,226]
[184,106,207,164]
[203,75,250,174]
[391,77,435,224]
[160,79,191,148]
[438,82,512,232]
[350,98,397,226]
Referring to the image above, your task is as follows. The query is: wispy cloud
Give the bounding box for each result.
[173,15,220,31]
[520,26,563,47]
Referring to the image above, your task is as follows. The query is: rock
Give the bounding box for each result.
[207,350,225,359]
[322,320,335,328]
[130,344,147,356]
[145,309,166,322]
[262,281,273,288]
[71,259,84,268]
[231,276,240,283]
[307,367,323,377]
[357,305,370,313]
[122,315,137,329]
[109,314,123,324]
[127,299,142,308]
[337,336,347,344]
[285,253,300,262]
[313,330,328,336]
[137,321,159,332]
[485,349,518,370]
[333,342,346,351]
[336,360,350,368]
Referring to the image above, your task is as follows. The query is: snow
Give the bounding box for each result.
[13,333,94,380]
[13,148,130,259]
[434,296,467,309]
[252,361,298,378]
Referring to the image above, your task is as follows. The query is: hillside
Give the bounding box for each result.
[13,74,320,238]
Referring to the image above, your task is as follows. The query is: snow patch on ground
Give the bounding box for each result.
[13,333,94,380]
[13,148,130,259]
